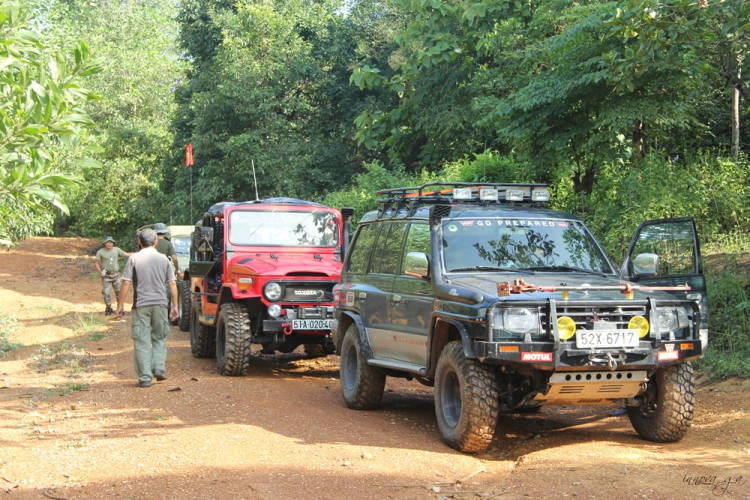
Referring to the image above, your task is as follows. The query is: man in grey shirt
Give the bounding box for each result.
[116,228,179,387]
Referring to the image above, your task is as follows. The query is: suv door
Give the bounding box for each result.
[343,222,381,330]
[365,222,407,359]
[389,223,432,365]
[621,218,707,346]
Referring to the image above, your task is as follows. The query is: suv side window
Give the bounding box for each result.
[367,223,389,274]
[347,223,380,275]
[377,223,408,275]
[401,223,431,275]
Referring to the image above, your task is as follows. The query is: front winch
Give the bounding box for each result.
[588,352,626,370]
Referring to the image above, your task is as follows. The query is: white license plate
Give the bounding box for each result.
[575,330,640,349]
[292,319,333,331]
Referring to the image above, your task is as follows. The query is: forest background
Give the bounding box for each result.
[0,0,748,376]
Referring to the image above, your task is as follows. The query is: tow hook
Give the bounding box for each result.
[587,352,626,370]
[283,322,293,335]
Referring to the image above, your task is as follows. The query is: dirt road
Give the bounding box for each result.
[0,238,748,500]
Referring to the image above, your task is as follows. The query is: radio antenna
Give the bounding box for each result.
[251,159,260,201]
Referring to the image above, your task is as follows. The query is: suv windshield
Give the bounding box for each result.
[229,209,339,247]
[442,218,613,273]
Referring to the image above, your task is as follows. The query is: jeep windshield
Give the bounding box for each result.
[229,209,339,247]
[442,218,614,274]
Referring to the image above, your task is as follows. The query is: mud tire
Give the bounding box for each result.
[627,362,695,442]
[304,343,325,358]
[340,323,385,410]
[190,297,215,358]
[216,303,252,377]
[434,341,499,453]
[177,280,191,332]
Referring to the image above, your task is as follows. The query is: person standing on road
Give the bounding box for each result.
[116,229,179,388]
[94,236,133,316]
[154,223,179,274]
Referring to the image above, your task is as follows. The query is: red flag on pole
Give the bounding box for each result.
[186,143,194,167]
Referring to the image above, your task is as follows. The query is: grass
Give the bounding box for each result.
[31,340,90,375]
[86,333,106,341]
[58,383,88,395]
[33,305,62,314]
[152,414,171,421]
[73,313,103,334]
[0,314,23,355]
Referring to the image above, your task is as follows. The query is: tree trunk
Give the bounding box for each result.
[632,119,645,167]
[731,67,741,162]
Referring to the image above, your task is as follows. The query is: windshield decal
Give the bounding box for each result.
[460,220,473,226]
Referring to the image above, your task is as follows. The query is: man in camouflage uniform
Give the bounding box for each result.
[94,236,133,315]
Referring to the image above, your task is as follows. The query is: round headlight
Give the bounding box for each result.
[657,307,678,332]
[264,282,283,301]
[557,316,576,340]
[268,303,282,318]
[503,308,538,334]
[628,315,650,338]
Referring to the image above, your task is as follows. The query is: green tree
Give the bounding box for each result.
[0,0,102,245]
[47,0,185,240]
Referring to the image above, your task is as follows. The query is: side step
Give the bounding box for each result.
[367,358,426,376]
[534,370,648,405]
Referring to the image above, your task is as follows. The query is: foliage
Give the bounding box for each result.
[323,160,436,222]
[0,0,102,243]
[0,313,22,355]
[47,0,185,241]
[697,264,750,379]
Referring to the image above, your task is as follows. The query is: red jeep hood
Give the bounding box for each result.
[228,252,342,278]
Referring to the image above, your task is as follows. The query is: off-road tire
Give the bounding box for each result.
[216,303,252,377]
[340,323,385,410]
[627,362,695,442]
[304,343,325,358]
[177,280,191,331]
[190,297,215,358]
[434,341,499,453]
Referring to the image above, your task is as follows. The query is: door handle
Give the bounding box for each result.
[392,295,402,303]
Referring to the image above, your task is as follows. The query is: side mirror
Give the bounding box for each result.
[404,252,430,280]
[633,253,659,277]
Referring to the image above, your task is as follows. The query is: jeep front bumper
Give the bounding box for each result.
[474,339,703,370]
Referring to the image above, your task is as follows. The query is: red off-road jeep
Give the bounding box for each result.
[186,198,353,376]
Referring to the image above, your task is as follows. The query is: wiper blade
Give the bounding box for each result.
[448,266,535,274]
[524,265,607,277]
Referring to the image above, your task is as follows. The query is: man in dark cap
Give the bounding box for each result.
[94,236,133,315]
[154,223,179,274]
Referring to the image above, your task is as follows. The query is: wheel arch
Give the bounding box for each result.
[338,311,374,360]
[425,317,477,379]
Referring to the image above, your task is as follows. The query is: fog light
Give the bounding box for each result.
[268,304,282,318]
[557,316,576,340]
[629,315,649,338]
[238,277,253,290]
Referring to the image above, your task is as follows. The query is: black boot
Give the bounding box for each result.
[105,306,113,316]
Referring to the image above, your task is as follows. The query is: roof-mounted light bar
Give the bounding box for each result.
[376,182,550,207]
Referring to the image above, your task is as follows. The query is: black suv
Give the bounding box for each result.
[331,183,707,453]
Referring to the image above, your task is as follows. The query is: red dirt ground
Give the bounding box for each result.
[0,237,748,499]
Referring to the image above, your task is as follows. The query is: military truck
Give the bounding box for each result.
[332,183,706,453]
[187,198,353,376]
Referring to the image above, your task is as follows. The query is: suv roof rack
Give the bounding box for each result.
[375,182,550,216]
